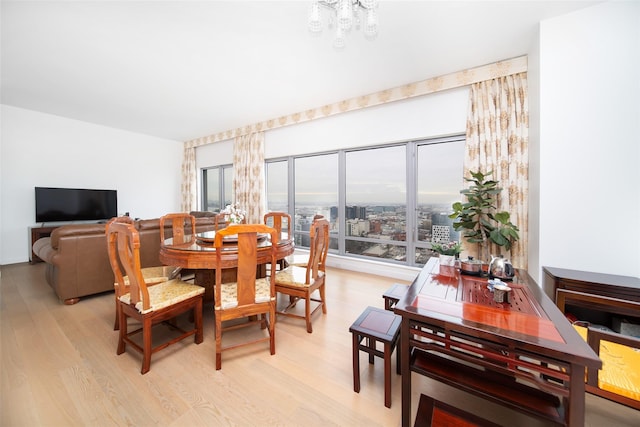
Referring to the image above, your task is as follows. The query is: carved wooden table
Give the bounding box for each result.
[159,231,294,301]
[395,258,602,427]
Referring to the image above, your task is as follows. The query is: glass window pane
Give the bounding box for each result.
[416,141,465,248]
[204,168,220,212]
[345,146,406,261]
[294,154,338,248]
[266,160,288,212]
[223,166,233,206]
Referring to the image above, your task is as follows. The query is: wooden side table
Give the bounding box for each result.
[349,306,402,408]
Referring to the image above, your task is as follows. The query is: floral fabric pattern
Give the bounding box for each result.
[119,279,204,314]
[217,278,273,310]
[465,72,528,269]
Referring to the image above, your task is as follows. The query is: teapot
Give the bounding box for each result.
[489,255,515,280]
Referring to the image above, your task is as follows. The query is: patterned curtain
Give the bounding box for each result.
[233,132,265,224]
[180,145,197,212]
[464,72,528,269]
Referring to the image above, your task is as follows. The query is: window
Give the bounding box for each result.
[265,159,288,213]
[293,153,338,249]
[202,165,233,212]
[345,145,407,262]
[415,139,465,265]
[261,135,465,267]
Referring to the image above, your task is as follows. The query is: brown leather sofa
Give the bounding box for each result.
[32,216,217,304]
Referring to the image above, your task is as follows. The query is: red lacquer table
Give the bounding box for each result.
[394,258,601,427]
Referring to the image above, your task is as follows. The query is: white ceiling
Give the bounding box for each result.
[1,1,598,142]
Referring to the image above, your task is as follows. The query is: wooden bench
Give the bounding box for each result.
[411,350,564,425]
[413,393,501,427]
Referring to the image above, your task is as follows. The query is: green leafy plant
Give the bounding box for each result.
[430,241,462,256]
[449,170,519,262]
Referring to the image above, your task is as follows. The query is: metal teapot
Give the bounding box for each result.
[489,255,515,280]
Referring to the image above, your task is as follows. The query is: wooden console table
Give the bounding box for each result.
[395,258,601,427]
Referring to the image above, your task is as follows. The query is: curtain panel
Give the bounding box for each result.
[464,72,529,269]
[180,146,197,212]
[233,132,265,224]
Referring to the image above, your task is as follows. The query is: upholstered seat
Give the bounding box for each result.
[219,277,272,309]
[119,278,204,314]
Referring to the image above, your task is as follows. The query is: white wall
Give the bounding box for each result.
[0,105,184,265]
[537,1,640,280]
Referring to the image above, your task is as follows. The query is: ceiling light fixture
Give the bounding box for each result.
[308,0,379,49]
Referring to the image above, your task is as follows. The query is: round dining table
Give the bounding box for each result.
[159,230,295,301]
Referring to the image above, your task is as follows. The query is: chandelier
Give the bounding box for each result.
[308,0,379,49]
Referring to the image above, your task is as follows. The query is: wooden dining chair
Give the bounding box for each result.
[213,212,228,231]
[106,220,204,374]
[287,214,325,267]
[274,218,329,333]
[213,224,279,369]
[159,212,196,244]
[107,216,182,331]
[264,211,292,270]
[160,212,198,281]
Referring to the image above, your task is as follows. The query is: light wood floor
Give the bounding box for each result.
[1,262,638,426]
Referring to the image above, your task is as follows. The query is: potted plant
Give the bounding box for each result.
[449,170,519,265]
[430,241,462,257]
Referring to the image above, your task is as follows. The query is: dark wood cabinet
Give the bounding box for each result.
[29,225,60,263]
[543,266,640,409]
[543,266,640,324]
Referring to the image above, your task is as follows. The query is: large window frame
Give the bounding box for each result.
[264,134,465,268]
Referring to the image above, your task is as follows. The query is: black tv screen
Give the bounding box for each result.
[35,187,117,223]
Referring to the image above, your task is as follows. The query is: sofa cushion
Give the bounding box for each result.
[50,224,106,249]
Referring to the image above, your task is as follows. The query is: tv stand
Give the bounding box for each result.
[29,225,61,263]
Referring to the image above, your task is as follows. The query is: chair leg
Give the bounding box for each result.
[305,293,313,333]
[117,307,126,355]
[114,299,120,331]
[269,306,276,355]
[352,333,361,393]
[320,283,327,314]
[141,317,153,375]
[384,341,392,408]
[215,313,223,370]
[194,299,203,344]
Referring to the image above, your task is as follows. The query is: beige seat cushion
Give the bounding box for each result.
[121,265,180,286]
[275,265,324,287]
[119,279,204,314]
[219,278,273,309]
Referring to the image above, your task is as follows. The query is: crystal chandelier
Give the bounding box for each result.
[308,0,379,49]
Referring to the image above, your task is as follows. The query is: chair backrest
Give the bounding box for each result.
[214,213,227,231]
[306,218,330,284]
[264,212,292,241]
[213,224,278,310]
[106,220,150,311]
[159,213,196,244]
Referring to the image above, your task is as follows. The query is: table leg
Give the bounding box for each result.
[401,317,411,427]
[567,364,586,427]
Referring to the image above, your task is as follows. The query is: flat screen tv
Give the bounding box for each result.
[35,187,118,223]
